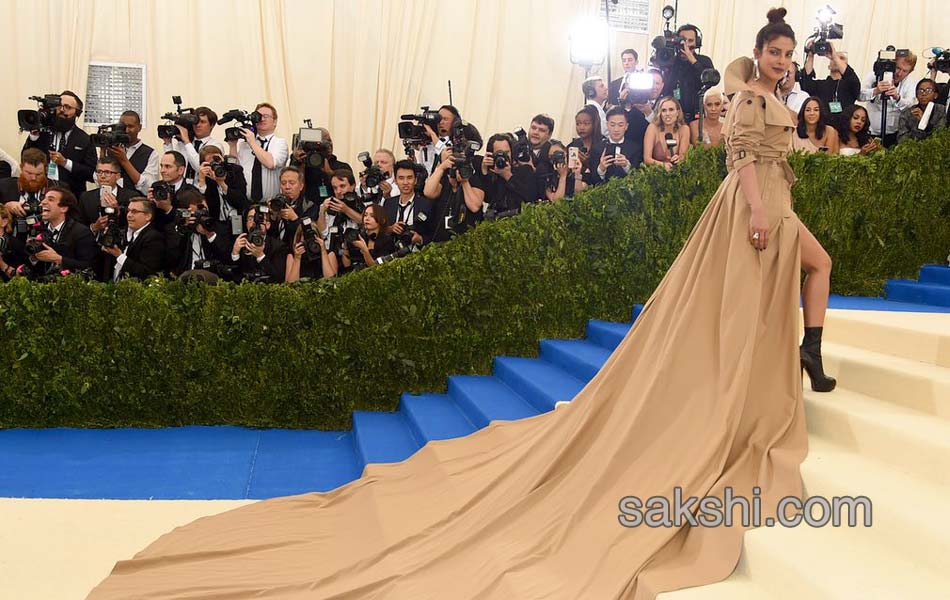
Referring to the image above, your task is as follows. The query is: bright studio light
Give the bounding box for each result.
[817,4,836,24]
[570,17,608,66]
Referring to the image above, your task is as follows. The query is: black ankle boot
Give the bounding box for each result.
[801,327,836,392]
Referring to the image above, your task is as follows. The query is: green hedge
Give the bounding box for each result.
[2,129,949,429]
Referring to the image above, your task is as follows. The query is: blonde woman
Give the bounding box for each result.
[689,89,726,147]
[643,96,691,171]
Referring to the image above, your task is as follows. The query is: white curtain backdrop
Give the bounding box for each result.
[1,0,947,168]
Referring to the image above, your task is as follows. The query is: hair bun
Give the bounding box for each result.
[766,7,787,24]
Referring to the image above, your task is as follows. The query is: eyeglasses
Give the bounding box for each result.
[96,170,120,176]
[917,87,937,94]
[127,208,149,215]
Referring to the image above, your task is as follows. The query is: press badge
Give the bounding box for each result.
[673,87,682,101]
[47,162,59,180]
[829,101,842,113]
[319,185,329,198]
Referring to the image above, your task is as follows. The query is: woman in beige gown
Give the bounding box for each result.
[88,10,810,600]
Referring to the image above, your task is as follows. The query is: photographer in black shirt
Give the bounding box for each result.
[195,145,248,243]
[290,127,352,205]
[340,204,395,271]
[801,40,861,127]
[657,24,715,123]
[478,134,536,215]
[423,149,485,242]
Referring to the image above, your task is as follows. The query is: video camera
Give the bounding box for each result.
[926,47,950,74]
[158,96,199,139]
[806,4,844,57]
[291,121,331,168]
[874,46,911,82]
[90,123,132,147]
[219,108,263,142]
[650,5,685,69]
[17,94,61,132]
[398,106,441,146]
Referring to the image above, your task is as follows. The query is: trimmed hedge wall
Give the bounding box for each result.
[2,129,949,429]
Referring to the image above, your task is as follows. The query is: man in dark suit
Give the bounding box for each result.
[0,149,61,239]
[268,165,317,247]
[147,151,201,230]
[608,49,640,106]
[22,91,98,198]
[589,107,644,184]
[100,198,164,281]
[78,156,138,228]
[384,160,434,245]
[164,191,232,277]
[228,204,288,283]
[195,145,248,243]
[28,187,97,276]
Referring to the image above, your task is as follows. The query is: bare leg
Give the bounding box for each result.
[799,221,832,327]
[798,220,836,392]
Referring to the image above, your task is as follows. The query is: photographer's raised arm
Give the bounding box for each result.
[424,151,453,200]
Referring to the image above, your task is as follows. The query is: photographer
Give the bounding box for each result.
[582,76,609,133]
[861,51,919,147]
[107,110,159,195]
[0,206,27,280]
[162,106,224,183]
[411,105,460,175]
[228,203,288,283]
[229,102,288,202]
[22,91,97,198]
[423,148,485,242]
[195,145,248,242]
[24,187,97,277]
[79,156,137,228]
[100,198,164,282]
[608,49,640,106]
[147,151,201,230]
[164,189,231,276]
[285,217,335,282]
[290,127,352,205]
[384,160,434,246]
[801,41,861,126]
[544,140,587,201]
[0,149,60,238]
[592,106,643,182]
[657,25,715,123]
[268,166,317,247]
[897,79,947,143]
[340,204,394,271]
[478,134,536,215]
[359,149,398,199]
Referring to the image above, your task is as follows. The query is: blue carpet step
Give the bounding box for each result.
[247,430,362,498]
[632,303,644,322]
[885,280,950,308]
[586,319,632,351]
[918,264,950,286]
[352,411,421,468]
[493,356,586,412]
[399,393,477,444]
[447,375,540,428]
[539,339,613,383]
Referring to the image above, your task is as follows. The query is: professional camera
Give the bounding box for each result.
[550,149,566,168]
[208,154,229,179]
[926,46,950,74]
[175,207,214,235]
[247,204,270,246]
[193,258,237,280]
[219,108,263,142]
[492,150,510,170]
[15,195,44,234]
[650,5,685,69]
[326,222,356,255]
[873,45,911,81]
[358,151,386,191]
[511,128,532,164]
[17,94,61,132]
[620,72,656,105]
[326,191,365,219]
[446,119,482,181]
[157,96,198,139]
[804,4,844,57]
[98,206,123,248]
[290,123,330,168]
[25,228,48,256]
[151,180,173,203]
[399,106,441,143]
[90,123,132,147]
[300,216,322,260]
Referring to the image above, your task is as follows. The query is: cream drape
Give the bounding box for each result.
[1,0,947,169]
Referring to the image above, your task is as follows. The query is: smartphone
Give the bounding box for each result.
[568,147,579,169]
[100,185,113,207]
[882,72,893,84]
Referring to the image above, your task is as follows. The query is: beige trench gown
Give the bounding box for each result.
[88,57,807,600]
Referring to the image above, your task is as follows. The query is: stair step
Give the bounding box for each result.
[802,437,950,576]
[738,515,948,599]
[351,411,421,468]
[886,279,950,307]
[823,309,950,367]
[399,393,477,444]
[538,339,612,382]
[493,356,586,412]
[821,341,950,419]
[803,386,950,486]
[446,375,540,428]
[918,263,950,286]
[585,319,631,351]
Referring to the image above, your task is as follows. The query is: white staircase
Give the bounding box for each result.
[660,309,950,600]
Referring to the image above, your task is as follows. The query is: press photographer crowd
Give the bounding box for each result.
[1,8,948,284]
